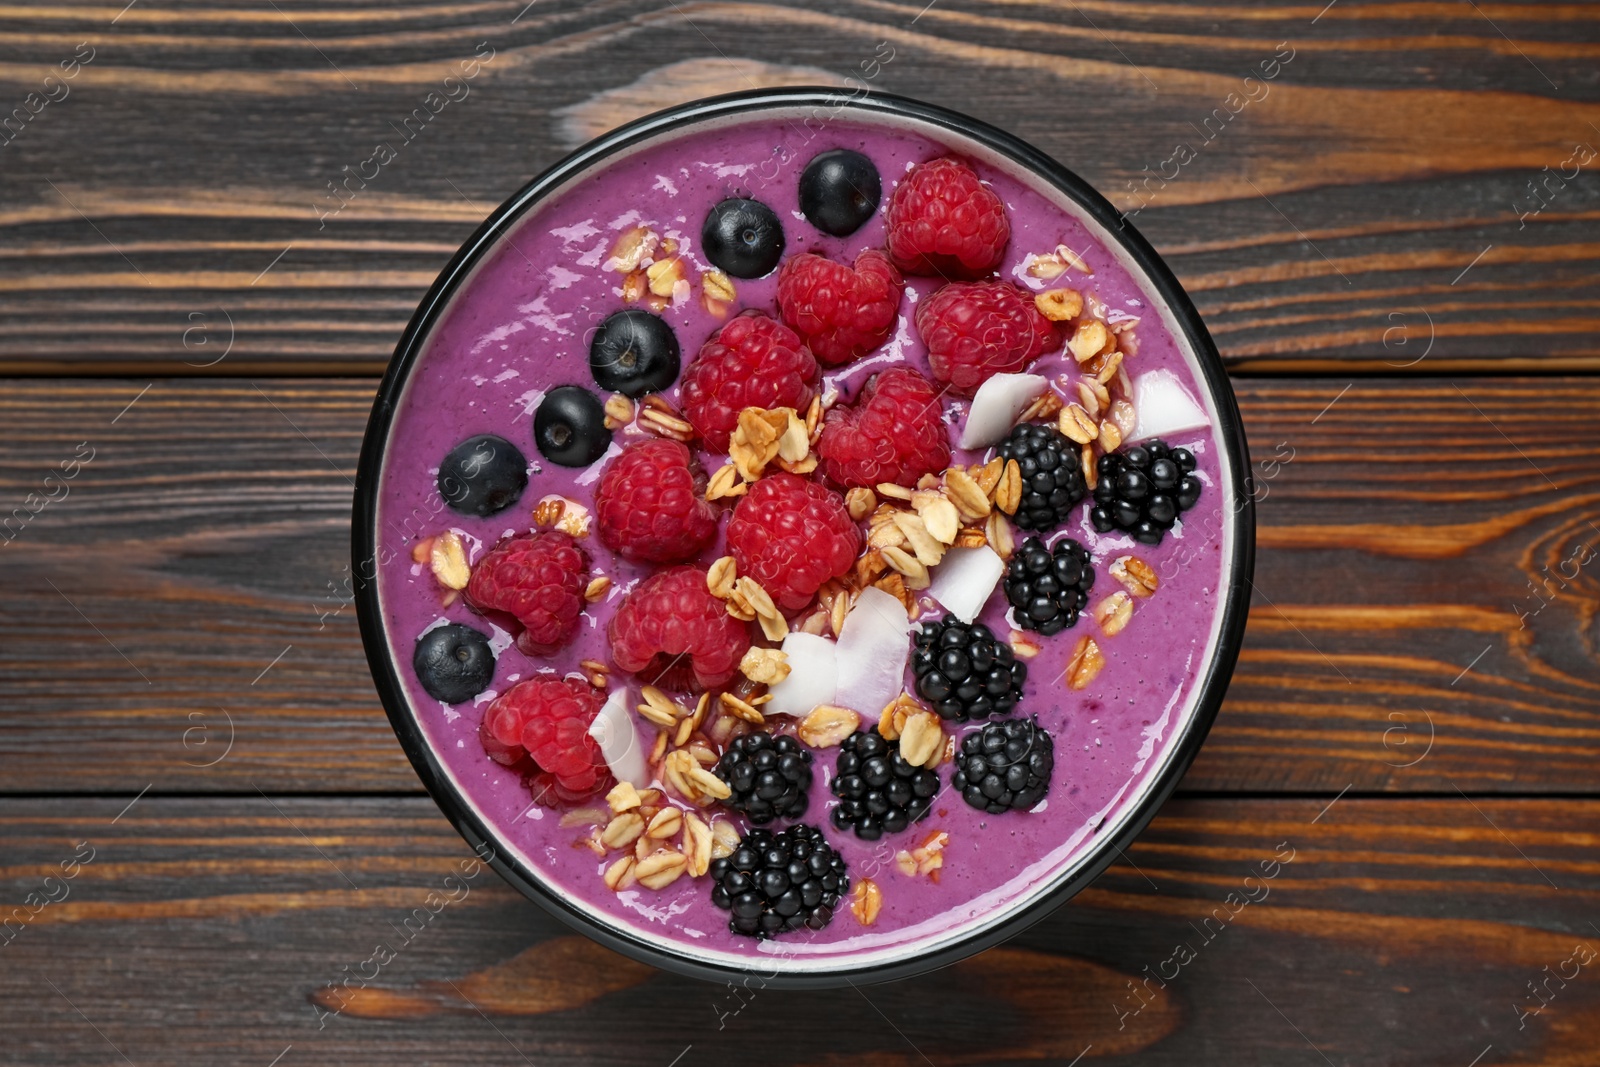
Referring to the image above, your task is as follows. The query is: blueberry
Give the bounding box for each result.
[534,385,611,467]
[412,623,495,703]
[798,149,881,237]
[436,433,528,518]
[589,309,680,397]
[702,197,785,278]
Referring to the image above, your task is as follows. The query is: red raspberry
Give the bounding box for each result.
[464,530,587,656]
[679,311,820,453]
[725,473,861,612]
[480,676,610,804]
[776,249,904,366]
[594,439,718,565]
[817,367,952,489]
[608,565,751,691]
[915,281,1062,397]
[885,157,1010,280]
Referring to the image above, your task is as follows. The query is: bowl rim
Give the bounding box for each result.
[353,85,1256,989]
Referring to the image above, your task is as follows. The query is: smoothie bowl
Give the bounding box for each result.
[353,88,1253,987]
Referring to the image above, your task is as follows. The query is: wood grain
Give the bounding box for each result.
[1,5,1592,1063]
[0,0,1596,373]
[2,796,1595,1065]
[0,377,1594,794]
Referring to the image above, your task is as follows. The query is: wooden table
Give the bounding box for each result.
[3,2,1596,1063]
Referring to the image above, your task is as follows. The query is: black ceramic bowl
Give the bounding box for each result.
[353,88,1254,988]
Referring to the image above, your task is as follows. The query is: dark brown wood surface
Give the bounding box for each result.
[2,1,1598,1064]
[0,0,1597,373]
[2,377,1594,794]
[5,797,1598,1066]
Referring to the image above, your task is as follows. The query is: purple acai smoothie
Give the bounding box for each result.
[372,107,1235,975]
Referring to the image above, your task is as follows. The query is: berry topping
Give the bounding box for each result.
[589,309,680,397]
[480,676,611,804]
[594,438,717,565]
[607,565,751,691]
[436,433,528,518]
[799,148,881,237]
[679,311,820,453]
[1003,537,1094,636]
[829,731,939,840]
[817,367,951,489]
[464,530,588,657]
[776,249,904,367]
[709,824,848,938]
[911,615,1026,722]
[715,732,813,825]
[915,280,1061,397]
[885,156,1010,279]
[412,622,496,703]
[534,385,612,468]
[951,717,1054,814]
[994,422,1088,532]
[1090,440,1201,545]
[702,197,786,278]
[725,472,861,611]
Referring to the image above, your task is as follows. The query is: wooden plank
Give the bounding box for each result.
[0,377,1594,794]
[0,1,1596,372]
[2,796,1595,1065]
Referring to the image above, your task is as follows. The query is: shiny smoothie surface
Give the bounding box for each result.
[373,111,1231,972]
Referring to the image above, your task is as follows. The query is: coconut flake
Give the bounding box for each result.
[589,686,649,788]
[927,544,1005,623]
[1128,369,1209,442]
[765,632,838,717]
[834,586,911,722]
[958,373,1049,449]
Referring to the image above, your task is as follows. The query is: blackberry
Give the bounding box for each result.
[714,732,812,825]
[709,824,848,938]
[1003,537,1094,636]
[911,615,1027,722]
[951,717,1054,814]
[1090,439,1201,545]
[994,423,1088,531]
[829,731,940,840]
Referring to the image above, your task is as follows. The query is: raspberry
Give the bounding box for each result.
[817,367,951,489]
[479,676,610,804]
[464,530,587,656]
[594,438,718,565]
[725,473,860,611]
[776,249,904,366]
[608,565,751,691]
[679,311,820,453]
[915,281,1061,397]
[885,156,1010,280]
